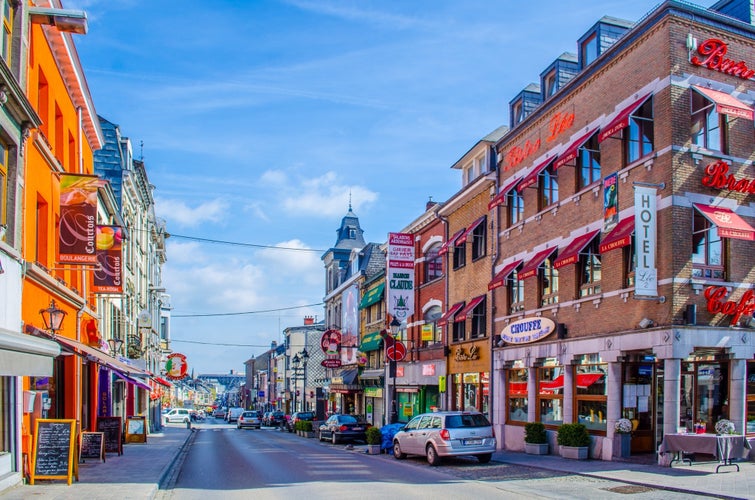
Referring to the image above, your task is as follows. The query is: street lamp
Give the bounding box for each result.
[299,348,309,411]
[40,299,66,335]
[292,353,300,412]
[107,337,124,356]
[389,317,401,424]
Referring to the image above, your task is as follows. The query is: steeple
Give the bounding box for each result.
[333,204,365,250]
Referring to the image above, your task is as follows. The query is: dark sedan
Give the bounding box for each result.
[318,414,369,444]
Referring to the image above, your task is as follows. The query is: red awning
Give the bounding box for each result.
[599,217,635,253]
[42,331,148,377]
[457,216,486,244]
[692,85,754,121]
[437,301,464,326]
[553,229,600,269]
[539,374,563,393]
[694,203,755,241]
[488,176,522,210]
[455,295,486,322]
[598,93,652,142]
[153,376,172,387]
[519,247,557,280]
[509,381,527,395]
[577,373,604,388]
[553,128,597,170]
[439,229,465,255]
[538,373,603,393]
[517,157,556,192]
[488,259,523,290]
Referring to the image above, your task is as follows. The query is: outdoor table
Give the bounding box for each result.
[659,433,751,472]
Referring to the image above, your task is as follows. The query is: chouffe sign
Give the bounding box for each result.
[500,317,556,345]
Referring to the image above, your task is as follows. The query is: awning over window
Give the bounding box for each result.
[457,216,486,244]
[509,381,527,395]
[455,295,486,322]
[692,85,754,121]
[519,247,557,280]
[694,203,755,241]
[113,370,152,391]
[553,229,600,269]
[359,283,385,309]
[554,128,597,170]
[598,92,652,142]
[437,301,465,326]
[40,329,149,377]
[0,327,60,377]
[488,176,522,210]
[599,217,635,253]
[153,376,172,387]
[517,157,556,192]
[488,259,523,290]
[360,330,383,352]
[538,373,603,393]
[439,229,465,255]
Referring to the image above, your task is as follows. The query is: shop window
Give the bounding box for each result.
[424,243,442,283]
[621,359,654,442]
[507,363,528,424]
[747,361,755,434]
[452,373,489,414]
[453,240,466,270]
[507,268,525,314]
[539,163,558,209]
[680,358,729,433]
[539,255,559,307]
[692,209,725,280]
[452,318,465,343]
[578,238,602,297]
[691,90,727,153]
[625,98,654,164]
[574,354,607,433]
[422,305,442,347]
[471,219,486,260]
[470,297,486,339]
[623,238,636,288]
[578,134,601,189]
[537,359,563,427]
[507,189,524,228]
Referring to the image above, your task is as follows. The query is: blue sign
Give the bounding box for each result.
[258,391,265,397]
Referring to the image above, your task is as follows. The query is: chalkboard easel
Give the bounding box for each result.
[125,416,147,444]
[79,432,105,463]
[96,416,123,455]
[30,419,78,485]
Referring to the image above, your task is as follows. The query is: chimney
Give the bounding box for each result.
[304,315,314,325]
[270,340,277,349]
[426,196,437,211]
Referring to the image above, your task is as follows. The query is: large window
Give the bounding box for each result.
[539,163,558,209]
[507,361,528,424]
[471,218,486,260]
[692,210,724,280]
[470,297,486,339]
[680,357,729,433]
[747,361,755,435]
[508,268,525,314]
[507,190,524,227]
[537,359,563,427]
[539,255,559,306]
[578,134,601,189]
[575,354,607,433]
[578,238,602,297]
[453,240,466,270]
[625,98,654,163]
[691,90,727,153]
[424,244,442,283]
[1,1,13,64]
[422,306,442,347]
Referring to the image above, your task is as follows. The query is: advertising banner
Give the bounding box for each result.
[634,186,658,296]
[341,284,359,365]
[93,225,123,293]
[603,172,619,232]
[59,174,106,264]
[387,232,414,321]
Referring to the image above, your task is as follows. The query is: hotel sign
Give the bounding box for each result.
[634,186,658,296]
[500,317,555,345]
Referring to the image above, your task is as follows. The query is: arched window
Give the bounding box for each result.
[424,244,442,283]
[422,305,442,346]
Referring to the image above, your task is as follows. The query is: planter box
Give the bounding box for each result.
[560,445,588,460]
[366,444,381,454]
[525,442,549,455]
[305,431,315,438]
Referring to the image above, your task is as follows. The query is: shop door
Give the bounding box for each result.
[622,362,655,453]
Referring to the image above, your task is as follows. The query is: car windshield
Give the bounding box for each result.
[338,415,358,423]
[445,414,491,428]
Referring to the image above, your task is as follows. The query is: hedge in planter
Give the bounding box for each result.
[557,423,590,447]
[366,426,382,445]
[524,422,547,444]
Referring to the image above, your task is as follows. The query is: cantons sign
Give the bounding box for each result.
[500,317,555,345]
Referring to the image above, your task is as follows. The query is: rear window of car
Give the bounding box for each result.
[297,412,314,419]
[339,415,358,423]
[445,414,491,428]
[273,411,284,417]
[242,412,255,417]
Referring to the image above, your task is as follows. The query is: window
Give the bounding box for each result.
[36,195,48,267]
[691,90,727,153]
[365,300,383,324]
[539,255,559,306]
[37,69,49,138]
[452,318,465,343]
[537,359,563,427]
[470,297,486,339]
[463,163,473,185]
[507,362,528,424]
[0,139,7,231]
[1,1,12,63]
[539,163,558,209]
[578,134,601,189]
[424,244,442,283]
[422,306,442,347]
[680,357,729,433]
[507,190,524,227]
[508,268,525,314]
[747,361,755,435]
[581,33,598,67]
[512,101,524,125]
[578,238,602,297]
[625,98,654,164]
[543,69,557,98]
[623,238,636,288]
[471,219,486,260]
[476,155,487,175]
[574,354,607,433]
[692,209,724,280]
[453,240,466,270]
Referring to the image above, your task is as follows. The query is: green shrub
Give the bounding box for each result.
[557,423,590,447]
[366,426,382,445]
[524,422,547,444]
[301,420,313,432]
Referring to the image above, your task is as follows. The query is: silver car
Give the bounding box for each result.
[392,411,496,465]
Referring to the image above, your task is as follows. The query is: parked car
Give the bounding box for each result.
[392,411,496,466]
[318,414,368,444]
[237,411,262,429]
[164,408,192,424]
[226,407,245,423]
[287,411,315,432]
[213,407,227,419]
[266,410,285,427]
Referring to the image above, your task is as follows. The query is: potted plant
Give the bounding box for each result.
[557,423,590,460]
[301,420,315,438]
[365,426,382,454]
[524,422,549,455]
[615,418,632,458]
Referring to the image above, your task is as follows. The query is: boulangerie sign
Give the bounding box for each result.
[93,225,123,293]
[59,174,107,264]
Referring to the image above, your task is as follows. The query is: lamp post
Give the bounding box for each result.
[300,348,309,411]
[40,299,66,335]
[389,317,401,424]
[107,337,124,357]
[291,353,300,413]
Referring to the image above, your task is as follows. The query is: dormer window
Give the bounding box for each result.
[581,33,598,67]
[509,85,542,128]
[512,101,524,125]
[577,17,632,70]
[349,228,356,238]
[544,70,557,98]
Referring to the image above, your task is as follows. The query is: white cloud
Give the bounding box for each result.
[155,197,230,228]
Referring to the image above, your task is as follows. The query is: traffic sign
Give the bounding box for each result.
[386,341,406,361]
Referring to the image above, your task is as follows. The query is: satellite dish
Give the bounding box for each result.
[138,310,152,327]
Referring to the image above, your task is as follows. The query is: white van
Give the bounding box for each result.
[164,408,191,424]
[226,407,244,423]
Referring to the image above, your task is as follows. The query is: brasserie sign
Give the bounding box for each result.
[500,317,556,345]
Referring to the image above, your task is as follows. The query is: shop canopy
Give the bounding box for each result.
[519,247,557,280]
[517,157,556,192]
[554,128,598,170]
[360,330,383,352]
[538,373,604,393]
[458,216,486,245]
[691,85,754,121]
[598,92,652,142]
[437,301,464,326]
[488,259,523,290]
[694,203,755,241]
[599,217,635,253]
[455,295,486,322]
[488,176,522,210]
[359,283,385,309]
[152,376,172,387]
[112,370,151,391]
[439,229,466,255]
[509,381,528,395]
[553,229,601,269]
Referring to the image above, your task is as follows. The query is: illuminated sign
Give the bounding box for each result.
[705,286,755,326]
[691,38,755,80]
[702,160,755,194]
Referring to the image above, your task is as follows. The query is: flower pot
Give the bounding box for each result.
[619,433,631,458]
[366,444,381,455]
[525,442,549,455]
[560,445,588,460]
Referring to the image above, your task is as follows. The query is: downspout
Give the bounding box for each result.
[434,204,449,411]
[487,144,502,437]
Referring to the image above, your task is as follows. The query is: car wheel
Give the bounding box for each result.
[237,424,241,429]
[318,432,324,442]
[426,444,441,466]
[393,441,406,460]
[477,453,492,464]
[331,433,338,445]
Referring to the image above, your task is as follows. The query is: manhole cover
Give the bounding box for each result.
[603,485,655,494]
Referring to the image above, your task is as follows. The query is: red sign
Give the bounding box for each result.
[546,112,575,143]
[320,329,341,355]
[702,160,755,194]
[321,358,342,368]
[704,286,755,326]
[386,341,406,362]
[165,353,188,380]
[691,38,755,80]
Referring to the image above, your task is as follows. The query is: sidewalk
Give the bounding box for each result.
[0,425,192,500]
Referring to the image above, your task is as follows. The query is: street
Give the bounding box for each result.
[155,418,707,500]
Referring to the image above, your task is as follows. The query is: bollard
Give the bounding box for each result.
[186,419,191,429]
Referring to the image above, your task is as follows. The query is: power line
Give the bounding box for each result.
[166,232,327,252]
[171,339,266,347]
[172,302,324,318]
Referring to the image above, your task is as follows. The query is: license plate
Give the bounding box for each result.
[464,439,482,445]
[353,427,363,431]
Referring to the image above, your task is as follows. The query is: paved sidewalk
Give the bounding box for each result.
[0,425,192,500]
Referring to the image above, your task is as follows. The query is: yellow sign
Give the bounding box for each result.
[421,324,433,341]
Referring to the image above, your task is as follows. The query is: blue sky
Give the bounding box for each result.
[69,0,713,374]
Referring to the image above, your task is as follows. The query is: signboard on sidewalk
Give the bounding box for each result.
[125,416,147,444]
[30,419,78,485]
[79,432,105,463]
[96,416,123,455]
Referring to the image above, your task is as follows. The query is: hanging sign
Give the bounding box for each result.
[58,174,106,264]
[165,353,188,380]
[320,329,342,368]
[634,186,658,296]
[387,232,414,321]
[93,225,123,293]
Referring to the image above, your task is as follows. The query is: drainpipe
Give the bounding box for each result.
[434,205,449,411]
[487,144,502,438]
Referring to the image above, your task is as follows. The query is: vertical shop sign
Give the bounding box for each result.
[603,173,619,232]
[59,174,106,264]
[93,225,123,293]
[634,186,657,296]
[387,232,415,321]
[340,285,359,365]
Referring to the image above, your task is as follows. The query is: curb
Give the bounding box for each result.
[151,428,197,498]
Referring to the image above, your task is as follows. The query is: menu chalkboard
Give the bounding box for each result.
[96,416,123,455]
[30,419,77,485]
[125,416,147,444]
[79,432,105,463]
